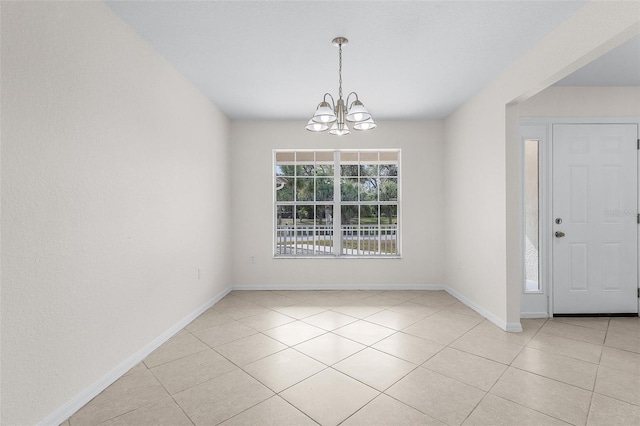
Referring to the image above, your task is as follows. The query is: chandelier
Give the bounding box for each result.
[306,37,376,136]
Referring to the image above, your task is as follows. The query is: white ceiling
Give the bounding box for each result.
[104,0,636,120]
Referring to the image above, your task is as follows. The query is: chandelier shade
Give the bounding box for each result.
[353,118,377,131]
[312,101,337,124]
[305,37,376,136]
[329,122,350,136]
[306,119,330,132]
[346,100,371,122]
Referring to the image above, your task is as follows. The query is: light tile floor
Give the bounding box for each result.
[65,290,640,426]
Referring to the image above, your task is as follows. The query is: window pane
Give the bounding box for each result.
[296,151,314,162]
[276,205,294,226]
[360,205,378,224]
[341,205,358,255]
[381,205,397,225]
[341,164,358,176]
[276,164,295,177]
[341,178,358,201]
[341,205,359,225]
[359,205,379,254]
[315,164,333,176]
[316,205,333,255]
[276,178,294,201]
[315,151,333,163]
[359,178,378,201]
[296,164,315,176]
[524,139,540,292]
[379,151,398,162]
[296,205,314,225]
[360,152,378,162]
[340,151,358,163]
[276,152,295,163]
[360,164,378,176]
[296,178,314,201]
[295,208,314,255]
[316,205,333,225]
[316,178,333,201]
[276,205,294,256]
[379,164,398,177]
[380,205,398,255]
[379,178,398,201]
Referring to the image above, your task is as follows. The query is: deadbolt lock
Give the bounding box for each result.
[555,218,562,224]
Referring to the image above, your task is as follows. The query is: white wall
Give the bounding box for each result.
[444,1,640,330]
[230,120,444,289]
[1,2,231,424]
[520,86,640,117]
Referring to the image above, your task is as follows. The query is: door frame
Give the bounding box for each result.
[519,117,640,318]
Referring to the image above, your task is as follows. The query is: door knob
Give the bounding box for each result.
[555,231,565,238]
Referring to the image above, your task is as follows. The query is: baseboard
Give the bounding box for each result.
[521,312,549,319]
[233,284,523,332]
[503,322,524,332]
[444,287,523,332]
[42,282,524,424]
[39,286,232,426]
[232,283,447,291]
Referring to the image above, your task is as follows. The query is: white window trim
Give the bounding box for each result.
[273,149,402,259]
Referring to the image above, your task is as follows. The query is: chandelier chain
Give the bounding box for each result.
[338,42,343,99]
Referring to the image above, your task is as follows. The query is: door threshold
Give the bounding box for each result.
[553,313,638,317]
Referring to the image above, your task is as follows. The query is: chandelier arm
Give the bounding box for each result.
[346,92,359,109]
[323,93,336,110]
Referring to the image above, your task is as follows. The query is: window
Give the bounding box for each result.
[524,139,540,292]
[274,150,400,257]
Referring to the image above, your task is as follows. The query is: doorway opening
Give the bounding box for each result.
[520,120,639,317]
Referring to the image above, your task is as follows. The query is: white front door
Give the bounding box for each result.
[553,124,638,314]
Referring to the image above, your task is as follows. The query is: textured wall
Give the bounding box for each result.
[1,2,230,424]
[230,120,445,288]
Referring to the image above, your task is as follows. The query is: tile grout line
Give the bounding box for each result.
[468,317,591,426]
[488,317,604,425]
[324,301,454,424]
[70,292,639,425]
[222,295,638,424]
[145,368,197,426]
[265,305,432,425]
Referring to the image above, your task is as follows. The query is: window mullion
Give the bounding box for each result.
[333,151,341,257]
[293,163,297,255]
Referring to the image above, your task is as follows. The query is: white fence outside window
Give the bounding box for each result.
[275,224,398,256]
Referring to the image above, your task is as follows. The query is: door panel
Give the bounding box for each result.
[553,124,638,314]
